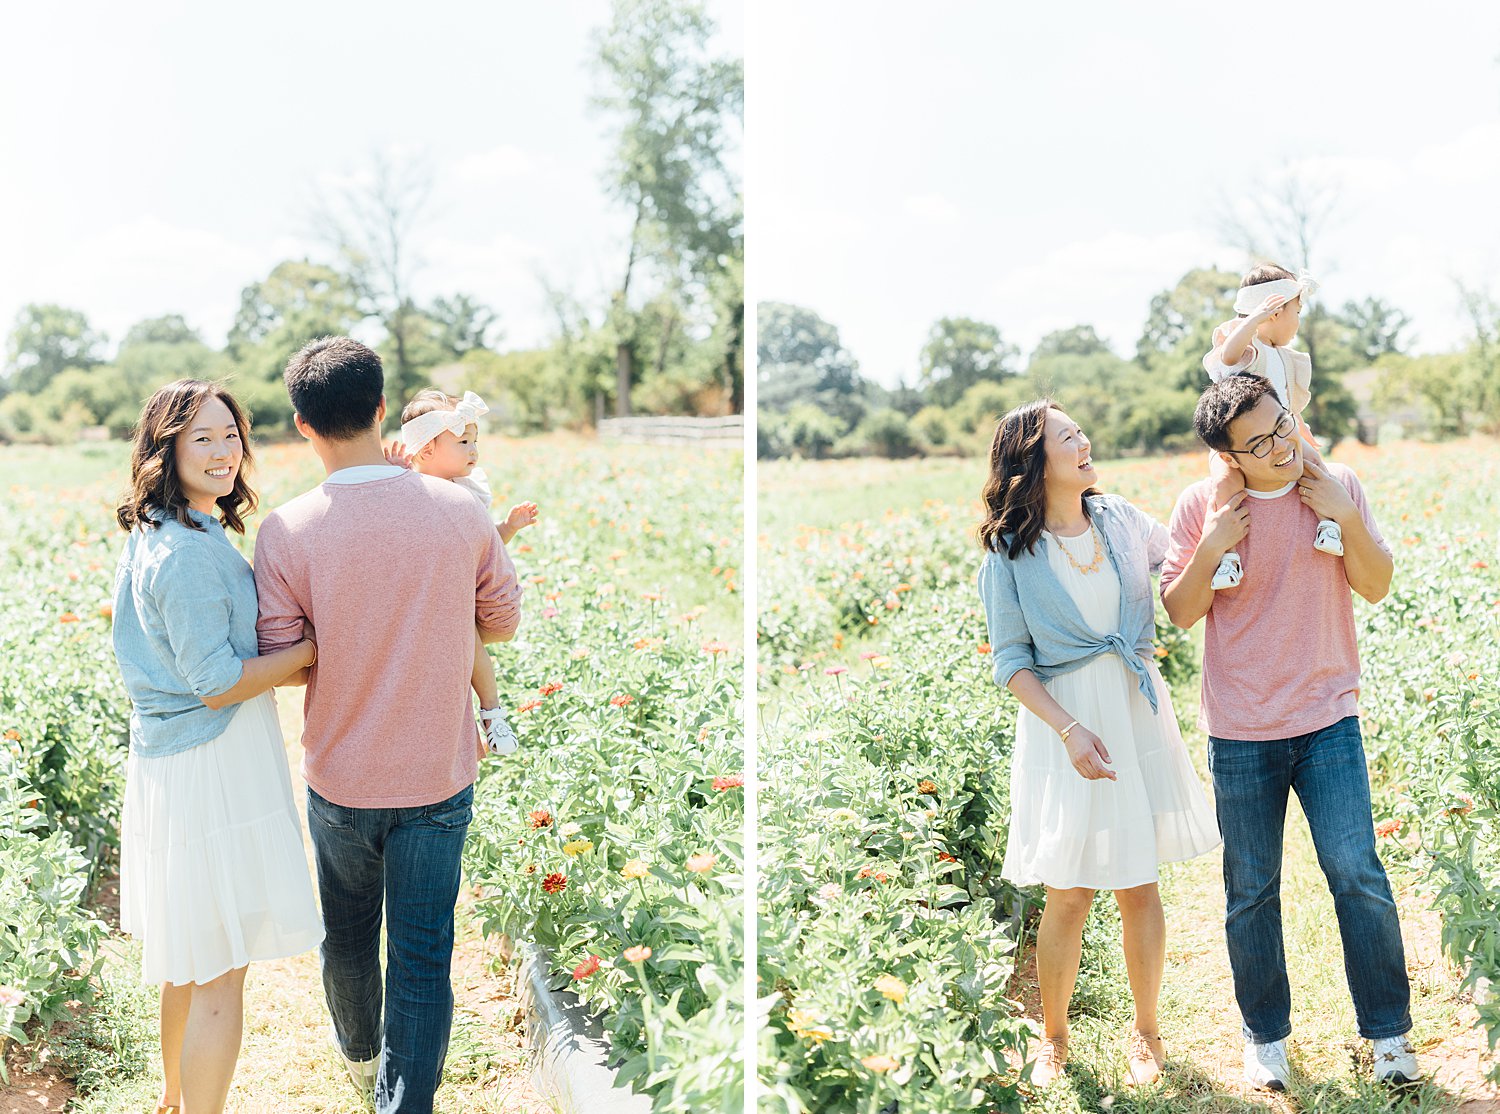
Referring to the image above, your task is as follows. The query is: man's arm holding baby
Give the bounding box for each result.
[475,515,523,644]
[1298,460,1393,603]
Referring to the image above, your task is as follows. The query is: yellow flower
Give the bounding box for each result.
[861,1054,899,1072]
[623,945,652,963]
[562,839,594,856]
[620,859,650,880]
[874,974,906,1003]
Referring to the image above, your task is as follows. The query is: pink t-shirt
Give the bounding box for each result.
[1160,464,1389,741]
[253,470,522,807]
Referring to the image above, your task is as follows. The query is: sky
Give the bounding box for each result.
[0,0,742,359]
[751,1,1500,387]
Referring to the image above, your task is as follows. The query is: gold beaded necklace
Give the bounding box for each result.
[1048,522,1104,575]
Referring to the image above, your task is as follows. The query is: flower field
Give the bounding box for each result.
[757,439,1500,1113]
[0,433,744,1110]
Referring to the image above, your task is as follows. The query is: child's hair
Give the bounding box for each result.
[400,388,458,426]
[1235,263,1297,317]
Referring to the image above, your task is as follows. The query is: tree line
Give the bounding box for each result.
[758,268,1499,460]
[0,0,742,445]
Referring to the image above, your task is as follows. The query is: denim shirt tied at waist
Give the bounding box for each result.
[111,507,259,757]
[977,493,1169,713]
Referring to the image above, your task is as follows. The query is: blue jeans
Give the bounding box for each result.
[306,783,474,1113]
[1208,716,1410,1043]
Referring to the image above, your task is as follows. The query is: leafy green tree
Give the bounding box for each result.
[427,294,500,360]
[773,403,846,460]
[1030,324,1113,361]
[121,314,202,349]
[918,317,1018,408]
[757,302,872,428]
[593,0,742,414]
[1135,268,1239,391]
[3,305,105,396]
[838,408,918,458]
[1337,297,1411,365]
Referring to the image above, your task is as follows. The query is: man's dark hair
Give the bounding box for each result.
[1195,374,1278,452]
[284,337,384,440]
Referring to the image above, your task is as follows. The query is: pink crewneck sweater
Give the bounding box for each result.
[1160,464,1389,741]
[253,470,521,807]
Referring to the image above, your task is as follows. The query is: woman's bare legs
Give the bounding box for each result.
[159,981,193,1108]
[1114,882,1166,1036]
[178,965,248,1114]
[1037,886,1095,1041]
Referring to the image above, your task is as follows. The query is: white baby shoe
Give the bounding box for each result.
[1212,550,1244,590]
[479,707,518,756]
[1314,518,1344,556]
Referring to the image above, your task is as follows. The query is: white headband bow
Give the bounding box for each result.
[1233,270,1318,316]
[399,391,489,454]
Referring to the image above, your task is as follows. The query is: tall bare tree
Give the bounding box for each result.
[312,153,433,406]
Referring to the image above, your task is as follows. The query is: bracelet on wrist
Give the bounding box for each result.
[1058,719,1081,741]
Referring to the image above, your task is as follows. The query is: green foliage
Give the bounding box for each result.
[3,304,106,397]
[836,408,919,459]
[919,316,1018,408]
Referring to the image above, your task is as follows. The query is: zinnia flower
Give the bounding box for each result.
[861,1054,899,1072]
[562,839,594,856]
[528,810,553,829]
[539,681,565,696]
[516,699,543,714]
[824,665,848,676]
[541,872,567,894]
[620,859,650,880]
[874,974,906,1003]
[701,641,730,655]
[917,779,938,795]
[623,945,652,963]
[572,954,601,980]
[685,852,717,874]
[712,774,744,791]
[559,821,582,838]
[0,986,24,1008]
[1375,818,1403,839]
[610,694,635,707]
[816,882,843,901]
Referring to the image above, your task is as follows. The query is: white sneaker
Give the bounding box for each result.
[1314,518,1344,556]
[479,707,518,756]
[1372,1035,1419,1085]
[330,1027,378,1096]
[1212,550,1243,590]
[1243,1038,1290,1092]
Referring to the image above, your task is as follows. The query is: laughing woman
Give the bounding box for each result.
[112,380,324,1114]
[977,400,1219,1089]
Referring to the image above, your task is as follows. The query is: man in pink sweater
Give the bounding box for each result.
[1160,374,1414,1093]
[254,337,521,1112]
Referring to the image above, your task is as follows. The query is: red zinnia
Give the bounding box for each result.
[542,872,568,895]
[610,694,635,707]
[528,810,553,829]
[572,954,601,979]
[539,681,565,696]
[712,774,744,791]
[516,699,543,714]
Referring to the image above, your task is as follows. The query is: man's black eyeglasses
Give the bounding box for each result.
[1222,409,1296,459]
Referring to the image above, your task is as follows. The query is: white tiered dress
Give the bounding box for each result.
[120,691,324,986]
[1001,527,1220,891]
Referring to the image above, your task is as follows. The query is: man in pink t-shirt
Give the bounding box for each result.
[253,337,521,1112]
[1160,375,1415,1092]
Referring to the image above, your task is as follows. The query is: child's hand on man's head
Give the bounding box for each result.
[505,502,540,532]
[384,441,415,470]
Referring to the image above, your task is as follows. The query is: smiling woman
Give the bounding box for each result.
[110,379,322,1114]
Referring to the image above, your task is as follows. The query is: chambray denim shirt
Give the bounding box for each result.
[977,494,1169,713]
[111,507,258,757]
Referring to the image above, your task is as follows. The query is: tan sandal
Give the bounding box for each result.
[1125,1029,1166,1086]
[1029,1036,1069,1088]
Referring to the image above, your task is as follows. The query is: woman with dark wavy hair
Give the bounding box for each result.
[977,399,1218,1089]
[112,379,323,1114]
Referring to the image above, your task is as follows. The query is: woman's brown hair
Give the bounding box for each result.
[977,398,1100,559]
[115,379,258,534]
